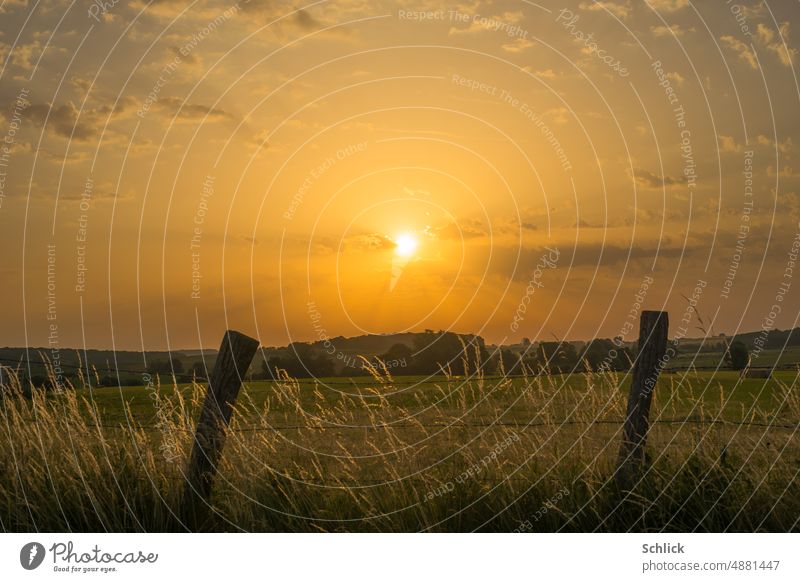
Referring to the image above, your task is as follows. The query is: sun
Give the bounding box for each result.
[394,233,418,258]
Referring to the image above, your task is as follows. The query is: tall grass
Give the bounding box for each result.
[0,360,798,532]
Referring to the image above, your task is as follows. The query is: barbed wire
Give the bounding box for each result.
[2,355,798,389]
[65,417,800,433]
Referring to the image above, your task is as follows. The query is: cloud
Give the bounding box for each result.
[427,219,486,241]
[755,22,796,67]
[169,45,200,66]
[248,128,271,149]
[576,218,603,228]
[8,40,45,71]
[767,165,796,178]
[535,68,557,79]
[724,21,796,69]
[736,2,765,19]
[20,177,128,202]
[69,75,93,94]
[402,186,431,197]
[449,11,527,36]
[645,0,689,12]
[721,35,758,69]
[4,141,31,156]
[344,232,395,251]
[501,217,538,232]
[629,167,686,188]
[52,149,93,165]
[495,240,693,278]
[651,24,686,37]
[546,107,570,124]
[153,97,234,122]
[94,96,139,119]
[755,23,774,44]
[777,192,800,218]
[0,0,27,14]
[502,38,534,53]
[24,102,97,140]
[21,96,139,141]
[578,1,631,20]
[56,180,123,201]
[239,1,354,38]
[719,134,742,153]
[293,9,322,30]
[130,0,215,19]
[666,71,685,86]
[756,134,793,155]
[308,232,398,255]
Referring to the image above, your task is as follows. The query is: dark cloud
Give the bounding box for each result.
[169,45,199,65]
[93,96,138,119]
[429,219,486,240]
[487,238,717,283]
[345,232,395,251]
[629,167,687,189]
[240,1,350,37]
[153,97,234,122]
[294,9,322,30]
[20,97,138,141]
[493,217,538,235]
[24,102,96,140]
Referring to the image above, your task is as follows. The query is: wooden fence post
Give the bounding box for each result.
[182,330,259,529]
[616,310,669,489]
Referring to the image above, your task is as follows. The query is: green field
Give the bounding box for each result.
[1,368,798,532]
[82,369,796,426]
[667,347,800,370]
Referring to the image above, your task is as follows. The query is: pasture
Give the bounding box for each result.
[1,368,798,532]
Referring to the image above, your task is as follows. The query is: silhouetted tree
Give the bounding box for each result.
[582,339,633,372]
[381,343,413,361]
[405,332,488,375]
[727,340,750,371]
[497,348,522,375]
[170,356,184,374]
[148,356,185,376]
[265,343,335,378]
[191,361,209,379]
[531,342,579,373]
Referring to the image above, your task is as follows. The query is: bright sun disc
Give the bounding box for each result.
[395,233,418,257]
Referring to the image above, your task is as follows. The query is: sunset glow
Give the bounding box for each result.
[394,233,419,258]
[0,0,796,353]
[2,0,800,543]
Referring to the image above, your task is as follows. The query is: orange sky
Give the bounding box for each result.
[1,0,799,350]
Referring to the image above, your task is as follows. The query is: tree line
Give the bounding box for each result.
[260,334,639,379]
[2,333,754,390]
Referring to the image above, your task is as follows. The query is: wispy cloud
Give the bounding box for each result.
[721,35,758,69]
[629,167,687,188]
[645,0,689,13]
[579,1,631,20]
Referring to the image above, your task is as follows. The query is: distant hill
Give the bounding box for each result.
[306,332,418,356]
[731,328,800,350]
[0,347,208,386]
[4,324,800,386]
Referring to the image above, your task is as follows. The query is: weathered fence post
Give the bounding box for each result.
[182,330,259,529]
[616,310,669,489]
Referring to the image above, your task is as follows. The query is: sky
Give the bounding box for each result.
[1,0,799,351]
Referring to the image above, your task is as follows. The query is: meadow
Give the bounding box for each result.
[0,366,798,532]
